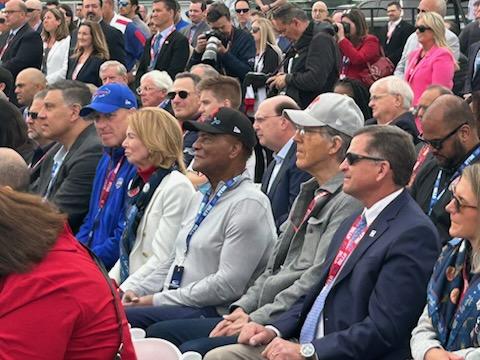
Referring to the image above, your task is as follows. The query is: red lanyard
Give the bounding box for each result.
[325,215,368,287]
[293,190,330,233]
[149,27,175,62]
[99,157,124,208]
[409,145,430,186]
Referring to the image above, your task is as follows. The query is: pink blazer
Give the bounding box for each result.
[405,45,455,105]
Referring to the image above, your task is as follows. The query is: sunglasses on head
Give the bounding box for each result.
[117,0,129,7]
[235,8,250,13]
[417,122,467,150]
[415,25,432,33]
[344,152,385,166]
[28,111,38,120]
[167,90,189,100]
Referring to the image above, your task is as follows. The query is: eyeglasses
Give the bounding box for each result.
[235,8,250,13]
[415,25,432,33]
[28,111,38,119]
[417,122,467,150]
[27,8,40,12]
[417,8,427,13]
[251,27,260,34]
[344,152,385,165]
[136,86,159,94]
[450,193,478,212]
[4,10,24,15]
[167,90,189,100]
[412,104,428,117]
[369,93,390,102]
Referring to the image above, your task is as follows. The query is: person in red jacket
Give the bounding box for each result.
[0,188,137,360]
[336,8,381,87]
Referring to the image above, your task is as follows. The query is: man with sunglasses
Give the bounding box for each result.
[234,0,251,31]
[205,125,440,360]
[76,83,138,270]
[394,0,460,78]
[411,94,480,244]
[25,0,42,33]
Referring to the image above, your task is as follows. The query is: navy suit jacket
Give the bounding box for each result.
[464,40,480,94]
[261,143,311,229]
[272,190,440,359]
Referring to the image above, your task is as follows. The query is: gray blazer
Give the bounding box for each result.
[232,173,362,324]
[32,123,102,233]
[180,21,210,48]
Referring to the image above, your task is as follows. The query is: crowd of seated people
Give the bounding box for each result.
[2,0,480,358]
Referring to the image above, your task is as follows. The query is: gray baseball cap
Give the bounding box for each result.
[283,93,364,137]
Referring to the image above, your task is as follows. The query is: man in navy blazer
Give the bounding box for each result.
[205,125,440,360]
[256,95,311,229]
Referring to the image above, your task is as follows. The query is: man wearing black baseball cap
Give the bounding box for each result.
[122,107,277,331]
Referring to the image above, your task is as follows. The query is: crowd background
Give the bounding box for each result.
[1,0,480,358]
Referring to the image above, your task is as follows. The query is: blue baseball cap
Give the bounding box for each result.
[80,83,137,117]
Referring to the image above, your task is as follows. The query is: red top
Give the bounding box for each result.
[0,226,137,360]
[338,34,381,86]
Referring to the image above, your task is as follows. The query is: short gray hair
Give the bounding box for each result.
[370,76,413,110]
[141,70,173,91]
[190,64,219,79]
[0,148,29,191]
[99,60,127,77]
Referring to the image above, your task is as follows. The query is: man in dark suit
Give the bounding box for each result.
[0,0,43,81]
[181,0,210,48]
[205,125,440,360]
[463,40,480,95]
[383,1,415,67]
[135,0,190,85]
[70,0,126,66]
[256,95,311,229]
[25,0,43,33]
[31,80,103,234]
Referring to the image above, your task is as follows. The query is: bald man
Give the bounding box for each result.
[25,0,43,32]
[311,1,328,22]
[15,68,46,116]
[0,148,30,191]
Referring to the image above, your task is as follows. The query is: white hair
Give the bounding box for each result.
[370,76,414,110]
[141,70,173,91]
[99,60,128,77]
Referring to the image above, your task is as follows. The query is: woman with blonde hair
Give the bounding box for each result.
[405,11,456,105]
[245,17,282,115]
[109,108,195,290]
[41,8,70,84]
[411,163,480,359]
[66,20,109,87]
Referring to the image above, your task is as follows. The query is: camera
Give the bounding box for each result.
[332,21,350,35]
[201,30,228,65]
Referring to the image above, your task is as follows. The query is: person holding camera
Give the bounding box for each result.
[266,4,339,109]
[336,9,381,88]
[187,2,255,83]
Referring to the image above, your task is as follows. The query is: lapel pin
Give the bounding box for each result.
[369,230,376,237]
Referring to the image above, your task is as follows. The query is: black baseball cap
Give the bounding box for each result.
[183,107,257,149]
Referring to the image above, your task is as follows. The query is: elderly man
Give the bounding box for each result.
[25,0,43,33]
[122,108,277,331]
[411,95,480,244]
[14,67,46,116]
[142,94,362,357]
[76,83,138,270]
[99,60,129,85]
[138,70,173,111]
[0,147,29,191]
[367,76,418,143]
[205,124,440,360]
[32,80,103,233]
[311,1,328,23]
[0,0,43,81]
[394,0,460,77]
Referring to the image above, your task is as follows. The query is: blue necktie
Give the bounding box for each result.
[148,33,162,70]
[299,215,368,343]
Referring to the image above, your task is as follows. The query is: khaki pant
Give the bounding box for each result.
[204,344,267,360]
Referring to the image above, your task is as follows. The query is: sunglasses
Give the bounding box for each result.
[344,152,385,165]
[251,27,260,34]
[235,8,250,13]
[0,18,5,24]
[417,122,466,150]
[167,90,189,100]
[449,181,478,212]
[415,25,432,33]
[118,0,129,7]
[27,8,40,12]
[28,111,38,119]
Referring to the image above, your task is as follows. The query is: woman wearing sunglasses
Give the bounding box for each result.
[411,163,480,360]
[109,108,195,291]
[41,8,70,84]
[405,11,456,106]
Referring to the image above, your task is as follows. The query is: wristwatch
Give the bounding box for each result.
[300,343,316,359]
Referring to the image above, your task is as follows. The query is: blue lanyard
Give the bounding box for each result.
[428,147,480,215]
[183,175,241,258]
